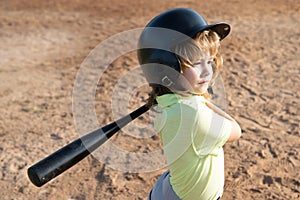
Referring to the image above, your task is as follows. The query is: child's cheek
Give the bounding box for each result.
[187,69,199,84]
[183,68,199,85]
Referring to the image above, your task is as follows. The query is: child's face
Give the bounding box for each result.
[181,54,213,95]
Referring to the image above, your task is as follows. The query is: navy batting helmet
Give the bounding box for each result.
[138,8,230,89]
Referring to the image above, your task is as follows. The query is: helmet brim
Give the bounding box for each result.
[189,22,231,41]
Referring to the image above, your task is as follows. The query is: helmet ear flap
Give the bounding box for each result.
[147,49,181,72]
[140,49,181,87]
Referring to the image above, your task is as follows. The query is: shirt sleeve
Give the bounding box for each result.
[191,102,232,156]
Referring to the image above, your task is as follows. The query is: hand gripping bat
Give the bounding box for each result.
[27,104,149,187]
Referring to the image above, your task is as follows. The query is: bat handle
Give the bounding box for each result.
[27,104,149,187]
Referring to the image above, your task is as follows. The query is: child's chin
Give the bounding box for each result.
[191,89,207,95]
[193,87,208,95]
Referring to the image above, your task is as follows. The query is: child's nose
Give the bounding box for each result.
[200,65,210,78]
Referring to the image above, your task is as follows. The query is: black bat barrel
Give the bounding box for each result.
[27,105,149,187]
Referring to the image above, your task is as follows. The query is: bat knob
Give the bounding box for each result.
[27,166,44,187]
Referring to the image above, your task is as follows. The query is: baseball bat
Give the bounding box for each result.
[27,104,149,187]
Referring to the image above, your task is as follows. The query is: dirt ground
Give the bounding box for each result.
[0,0,299,199]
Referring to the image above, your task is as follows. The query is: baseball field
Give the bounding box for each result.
[0,0,299,199]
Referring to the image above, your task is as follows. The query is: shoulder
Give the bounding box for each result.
[180,95,206,110]
[155,94,208,119]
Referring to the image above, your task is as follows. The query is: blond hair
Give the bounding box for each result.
[174,30,222,83]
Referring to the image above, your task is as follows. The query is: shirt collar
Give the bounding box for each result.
[156,94,205,108]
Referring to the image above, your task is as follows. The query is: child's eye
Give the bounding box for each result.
[207,60,214,65]
[207,58,214,65]
[192,62,201,66]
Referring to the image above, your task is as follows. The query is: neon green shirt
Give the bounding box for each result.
[154,94,232,200]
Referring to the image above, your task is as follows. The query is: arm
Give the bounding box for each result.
[205,100,242,142]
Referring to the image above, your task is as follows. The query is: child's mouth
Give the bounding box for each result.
[199,81,208,85]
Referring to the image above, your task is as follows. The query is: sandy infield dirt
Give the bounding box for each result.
[0,0,299,199]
